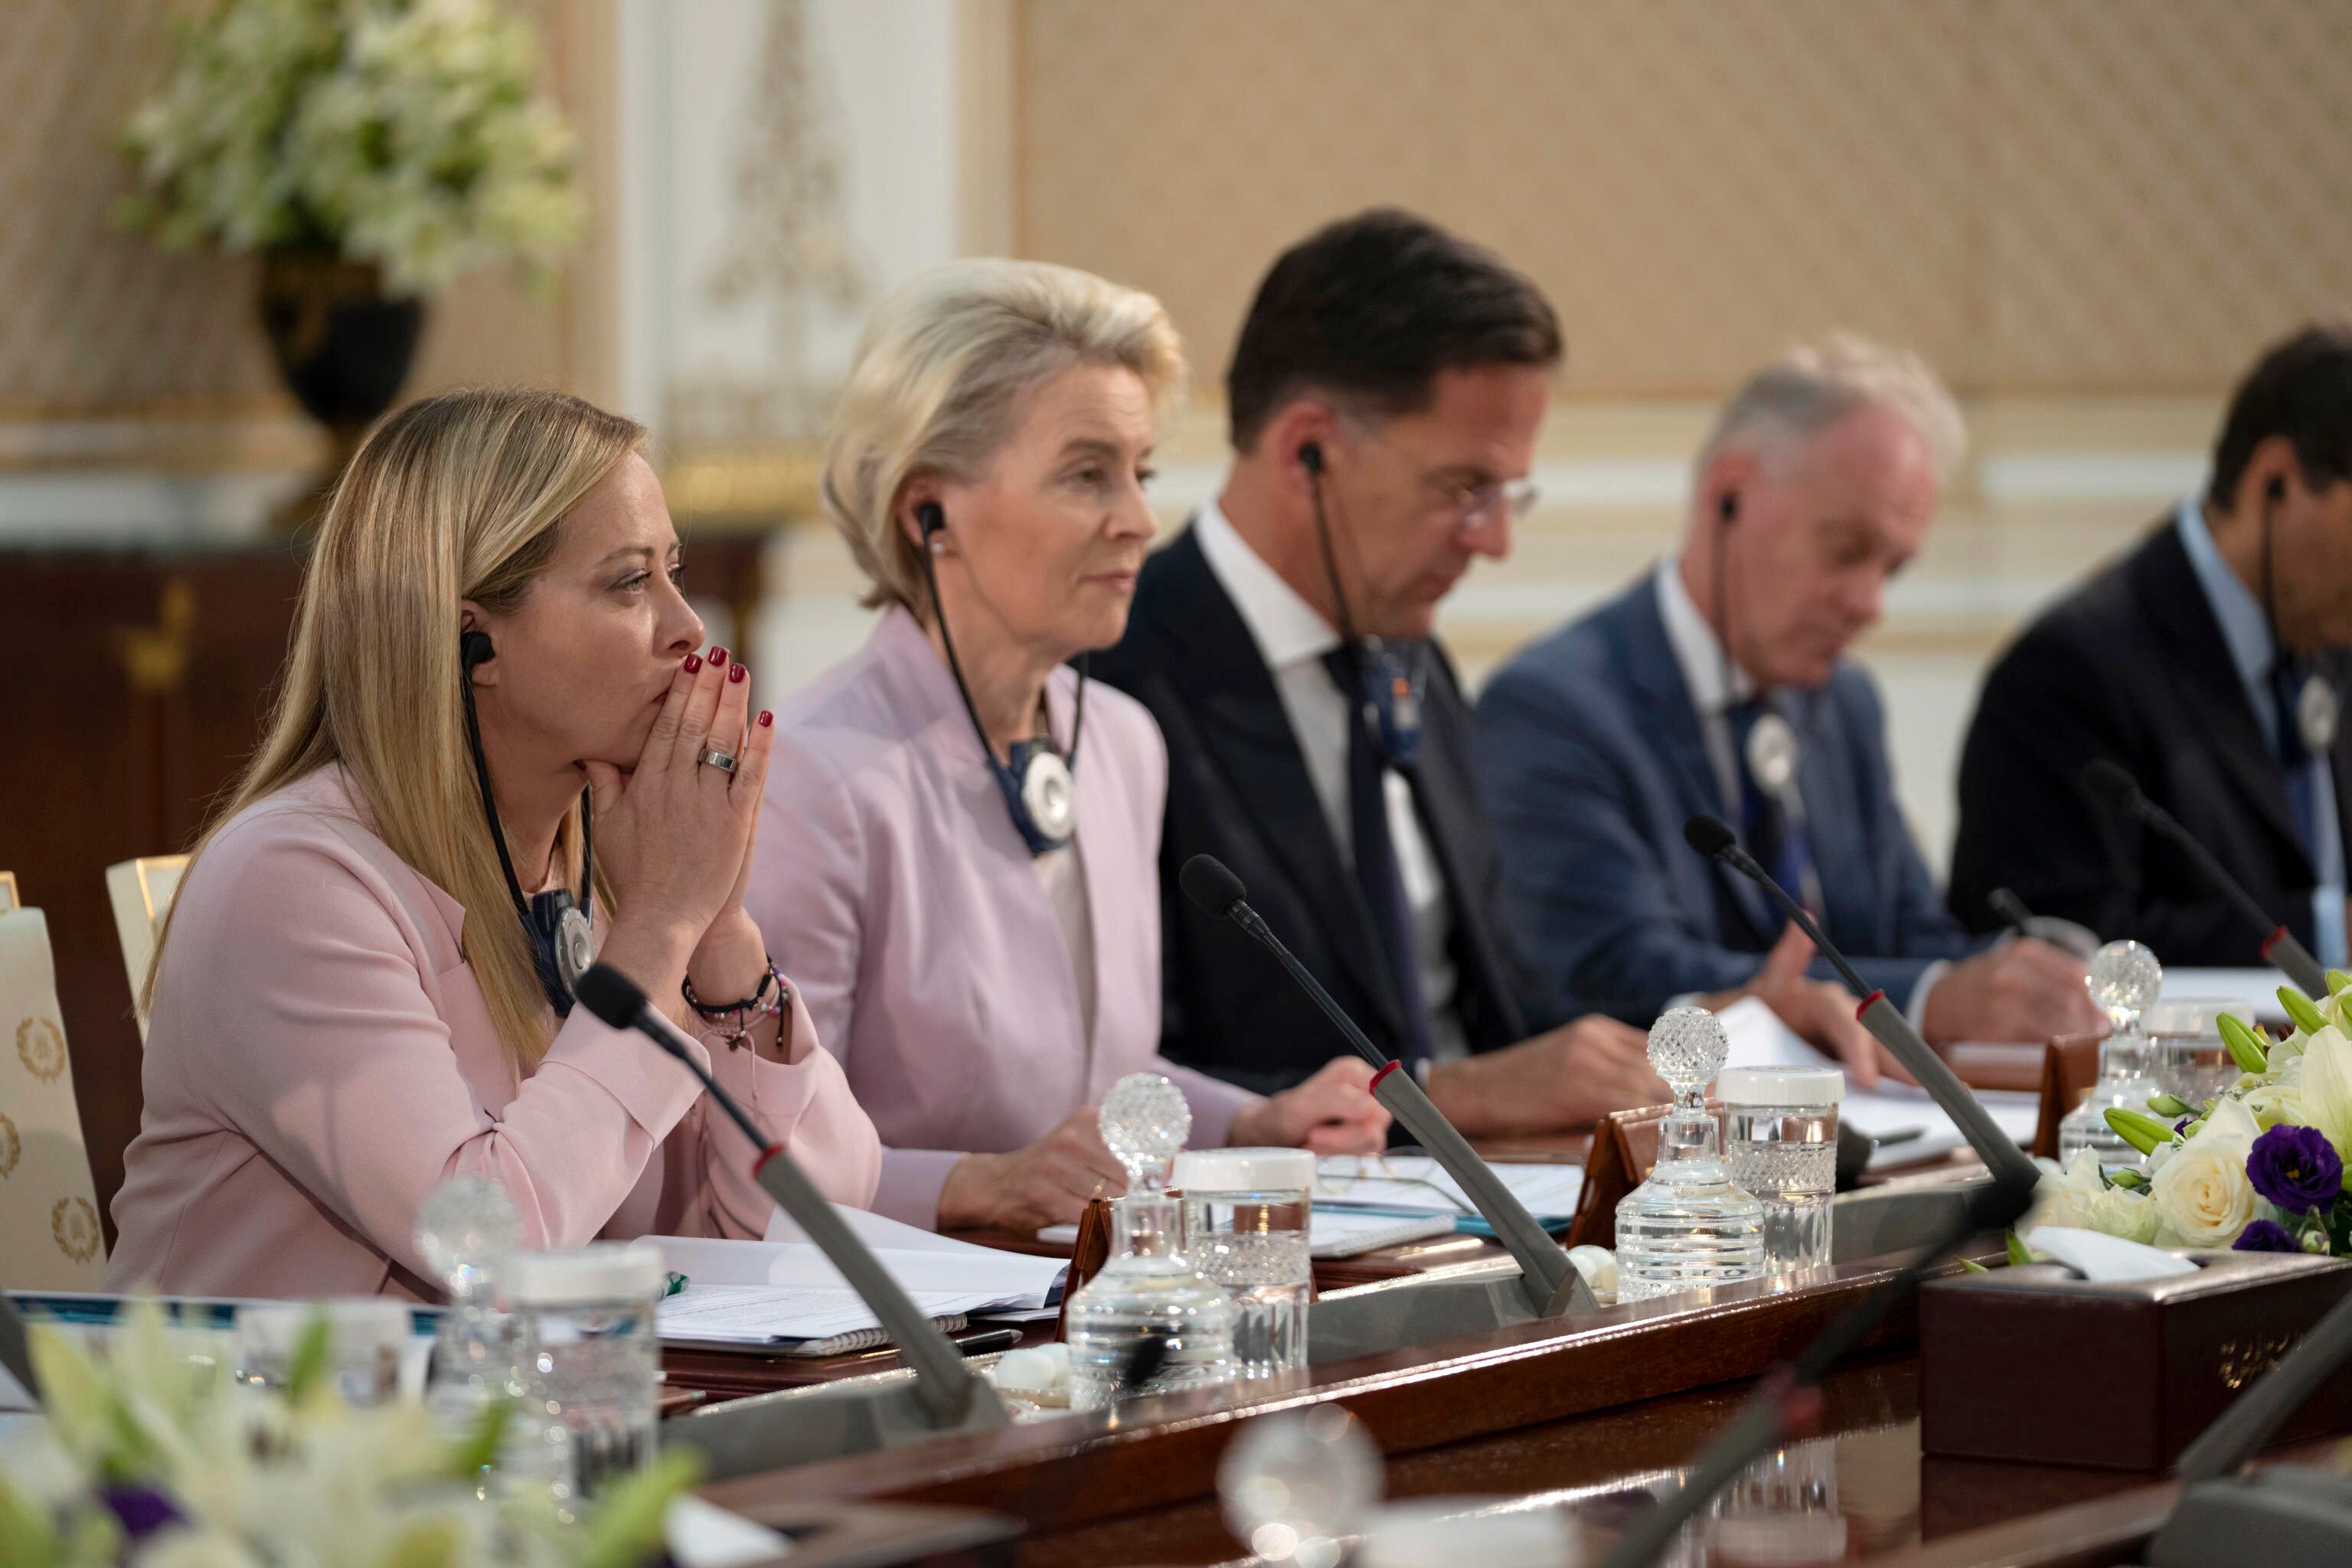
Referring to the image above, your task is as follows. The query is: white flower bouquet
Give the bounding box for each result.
[2021,976,2352,1257]
[0,1302,693,1568]
[116,0,583,294]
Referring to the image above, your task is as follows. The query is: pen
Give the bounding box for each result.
[1988,887,2036,941]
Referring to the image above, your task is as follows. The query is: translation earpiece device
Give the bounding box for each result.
[1300,441,1325,476]
[913,498,1085,855]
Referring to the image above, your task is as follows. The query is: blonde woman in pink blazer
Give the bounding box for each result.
[750,261,1389,1233]
[109,388,880,1300]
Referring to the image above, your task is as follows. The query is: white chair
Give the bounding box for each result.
[0,892,108,1289]
[106,855,188,1044]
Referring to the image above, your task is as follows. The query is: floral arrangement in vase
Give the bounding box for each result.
[0,1301,693,1568]
[2024,975,2352,1255]
[113,0,587,522]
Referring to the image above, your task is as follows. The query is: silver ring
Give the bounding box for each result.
[697,746,738,775]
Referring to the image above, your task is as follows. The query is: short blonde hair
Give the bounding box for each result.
[1699,332,1967,485]
[822,258,1186,613]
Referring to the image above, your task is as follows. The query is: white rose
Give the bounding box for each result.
[2148,1140,2259,1247]
[2023,1149,2110,1233]
[2301,1024,2352,1153]
[2085,1185,2161,1244]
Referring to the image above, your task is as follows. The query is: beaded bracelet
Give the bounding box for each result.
[683,960,789,1050]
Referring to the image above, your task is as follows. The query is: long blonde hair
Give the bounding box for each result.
[148,386,645,1070]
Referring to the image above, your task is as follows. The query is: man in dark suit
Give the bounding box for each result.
[1476,338,2102,1074]
[1951,326,2352,968]
[1095,209,1668,1133]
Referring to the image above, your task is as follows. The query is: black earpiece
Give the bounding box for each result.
[1299,442,1324,476]
[460,629,495,671]
[916,500,946,538]
[1718,490,1740,525]
[2266,475,2288,505]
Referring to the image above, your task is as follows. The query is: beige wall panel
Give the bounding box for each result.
[1983,0,2352,391]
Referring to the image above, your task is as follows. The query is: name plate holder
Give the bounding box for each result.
[1920,1251,2352,1470]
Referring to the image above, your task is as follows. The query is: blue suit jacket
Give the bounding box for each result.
[1473,572,1978,1024]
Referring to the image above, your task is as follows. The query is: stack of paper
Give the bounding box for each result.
[1716,996,2042,1170]
[1036,1207,1458,1259]
[643,1207,1067,1350]
[1312,1155,1585,1234]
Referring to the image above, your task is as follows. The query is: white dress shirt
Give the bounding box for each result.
[2174,498,2347,967]
[1195,498,1470,1061]
[1653,555,1949,1025]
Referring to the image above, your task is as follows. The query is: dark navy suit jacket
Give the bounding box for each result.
[1472,570,1978,1024]
[1093,525,1541,1095]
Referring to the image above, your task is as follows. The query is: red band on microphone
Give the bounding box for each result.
[1370,1060,1404,1093]
[2262,926,2291,959]
[1854,989,1886,1021]
[752,1143,786,1174]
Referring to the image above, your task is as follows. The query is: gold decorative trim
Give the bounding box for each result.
[16,1018,66,1085]
[52,1196,101,1264]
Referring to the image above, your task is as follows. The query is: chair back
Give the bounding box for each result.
[0,902,107,1289]
[106,854,188,1044]
[0,872,18,914]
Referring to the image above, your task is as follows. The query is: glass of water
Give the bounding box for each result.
[1717,1067,1844,1273]
[502,1243,662,1519]
[1174,1147,1315,1377]
[2147,999,2265,1109]
[235,1298,409,1405]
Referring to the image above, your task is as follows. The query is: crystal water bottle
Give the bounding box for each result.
[415,1176,521,1449]
[1615,1007,1766,1302]
[1064,1073,1238,1410]
[2058,940,2167,1174]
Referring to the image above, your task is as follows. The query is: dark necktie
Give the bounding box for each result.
[2272,661,2320,861]
[1324,649,1434,1066]
[1727,694,1815,916]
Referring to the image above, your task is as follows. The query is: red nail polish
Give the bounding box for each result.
[710,647,728,667]
[759,710,773,728]
[729,662,746,684]
[683,653,702,673]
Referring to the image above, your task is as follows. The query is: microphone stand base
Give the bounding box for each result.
[666,1367,1011,1482]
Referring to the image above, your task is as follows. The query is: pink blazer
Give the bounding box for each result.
[749,607,1257,1226]
[108,766,880,1300]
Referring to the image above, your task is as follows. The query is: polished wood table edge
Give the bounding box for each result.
[700,1244,1998,1534]
[1869,1478,2180,1568]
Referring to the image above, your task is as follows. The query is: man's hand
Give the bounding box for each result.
[1710,921,1906,1089]
[1920,938,2105,1044]
[1425,1016,1668,1136]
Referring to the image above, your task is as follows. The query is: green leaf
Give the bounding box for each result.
[2219,1013,2271,1074]
[2105,1108,2174,1155]
[1958,1257,1991,1273]
[2280,987,2329,1037]
[2005,1230,2037,1267]
[578,1447,704,1568]
[2146,1092,2192,1118]
[2108,1167,2151,1190]
[0,1475,59,1568]
[282,1312,333,1408]
[445,1397,511,1481]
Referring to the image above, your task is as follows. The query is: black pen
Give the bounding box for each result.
[1988,887,2037,940]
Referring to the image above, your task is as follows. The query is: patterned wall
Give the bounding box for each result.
[1016,0,2352,399]
[0,0,607,442]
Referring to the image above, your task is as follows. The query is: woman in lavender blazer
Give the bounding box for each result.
[109,388,879,1300]
[750,260,1387,1233]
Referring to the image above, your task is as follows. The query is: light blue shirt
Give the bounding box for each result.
[2174,498,2347,967]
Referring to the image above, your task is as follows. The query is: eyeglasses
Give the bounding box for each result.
[1439,475,1541,534]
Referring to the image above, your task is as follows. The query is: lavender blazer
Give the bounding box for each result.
[749,607,1257,1226]
[108,766,880,1300]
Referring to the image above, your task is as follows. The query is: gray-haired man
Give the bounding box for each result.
[1473,336,2103,1079]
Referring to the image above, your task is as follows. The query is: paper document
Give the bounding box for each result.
[2160,969,2288,1008]
[1037,1207,1456,1259]
[1312,1155,1584,1227]
[643,1222,1068,1346]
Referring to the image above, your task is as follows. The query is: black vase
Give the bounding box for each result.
[257,247,425,529]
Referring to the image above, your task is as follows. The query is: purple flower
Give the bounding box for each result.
[2235,1220,2302,1253]
[99,1485,182,1541]
[2246,1125,2344,1214]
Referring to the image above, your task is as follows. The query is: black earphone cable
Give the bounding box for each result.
[459,635,592,929]
[914,503,1085,777]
